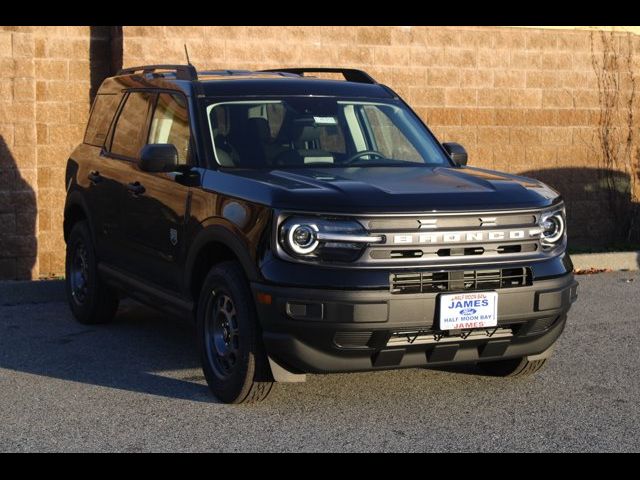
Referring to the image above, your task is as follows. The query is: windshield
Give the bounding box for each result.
[206,98,451,168]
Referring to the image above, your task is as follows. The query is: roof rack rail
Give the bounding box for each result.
[198,69,254,76]
[117,64,198,81]
[259,68,377,84]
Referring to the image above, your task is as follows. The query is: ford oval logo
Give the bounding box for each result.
[460,308,476,315]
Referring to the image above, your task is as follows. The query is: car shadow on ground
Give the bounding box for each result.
[0,300,217,403]
[1,298,500,403]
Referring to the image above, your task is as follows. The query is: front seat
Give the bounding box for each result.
[213,132,239,167]
[241,117,271,167]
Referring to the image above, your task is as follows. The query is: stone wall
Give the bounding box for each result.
[0,26,113,280]
[1,26,638,280]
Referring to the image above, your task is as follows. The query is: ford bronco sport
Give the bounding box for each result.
[64,65,578,403]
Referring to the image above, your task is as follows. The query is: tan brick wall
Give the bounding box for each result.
[34,27,99,279]
[0,26,111,280]
[0,27,37,280]
[0,26,638,280]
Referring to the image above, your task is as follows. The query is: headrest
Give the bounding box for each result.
[247,117,270,142]
[296,125,321,143]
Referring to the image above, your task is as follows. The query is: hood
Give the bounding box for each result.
[202,166,561,213]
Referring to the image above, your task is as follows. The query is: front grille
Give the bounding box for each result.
[356,208,547,266]
[390,267,531,294]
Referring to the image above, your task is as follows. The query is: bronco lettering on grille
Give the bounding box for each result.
[391,229,540,245]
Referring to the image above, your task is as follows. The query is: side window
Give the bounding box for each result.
[148,93,191,165]
[361,105,423,163]
[110,91,153,159]
[84,94,121,147]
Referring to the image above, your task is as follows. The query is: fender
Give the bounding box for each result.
[184,222,261,294]
[63,189,95,244]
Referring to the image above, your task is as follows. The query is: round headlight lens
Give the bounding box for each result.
[292,225,315,248]
[541,213,564,244]
[287,223,319,254]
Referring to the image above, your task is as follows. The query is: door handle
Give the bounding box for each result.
[127,181,146,196]
[88,170,102,184]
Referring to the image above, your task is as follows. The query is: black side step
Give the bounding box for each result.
[98,263,194,318]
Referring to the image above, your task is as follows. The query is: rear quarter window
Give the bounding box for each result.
[84,94,121,147]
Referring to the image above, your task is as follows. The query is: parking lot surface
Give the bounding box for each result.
[1,271,638,452]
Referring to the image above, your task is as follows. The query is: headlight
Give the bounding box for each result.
[539,206,566,248]
[279,216,384,262]
[286,223,319,254]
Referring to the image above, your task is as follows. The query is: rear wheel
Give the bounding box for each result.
[65,220,119,324]
[197,261,274,403]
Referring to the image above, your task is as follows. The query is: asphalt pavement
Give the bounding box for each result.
[1,271,639,452]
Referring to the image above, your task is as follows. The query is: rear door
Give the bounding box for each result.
[79,92,125,264]
[119,91,193,292]
[100,89,155,271]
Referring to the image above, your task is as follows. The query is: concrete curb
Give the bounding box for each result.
[1,279,65,306]
[571,251,640,272]
[1,251,638,305]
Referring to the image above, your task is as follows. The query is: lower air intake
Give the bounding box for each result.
[333,331,373,348]
[390,267,532,294]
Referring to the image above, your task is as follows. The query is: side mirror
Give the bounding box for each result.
[442,142,468,166]
[139,144,178,173]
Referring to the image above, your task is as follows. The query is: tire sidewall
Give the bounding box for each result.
[196,263,260,403]
[65,221,98,321]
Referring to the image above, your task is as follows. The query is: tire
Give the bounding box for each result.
[196,261,274,404]
[65,220,119,324]
[478,356,548,377]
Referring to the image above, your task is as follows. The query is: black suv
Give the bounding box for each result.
[64,65,578,403]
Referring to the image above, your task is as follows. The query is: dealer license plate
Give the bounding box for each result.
[439,291,498,330]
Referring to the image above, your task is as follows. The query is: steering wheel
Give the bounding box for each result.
[343,150,387,165]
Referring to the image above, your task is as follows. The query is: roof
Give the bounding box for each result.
[198,76,393,98]
[98,66,396,99]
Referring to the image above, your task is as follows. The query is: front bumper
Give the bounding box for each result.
[252,273,578,374]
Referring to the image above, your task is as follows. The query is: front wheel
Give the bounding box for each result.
[197,261,274,404]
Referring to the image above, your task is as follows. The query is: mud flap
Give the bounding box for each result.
[268,356,307,383]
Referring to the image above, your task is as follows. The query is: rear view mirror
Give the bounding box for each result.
[139,144,178,173]
[442,142,468,166]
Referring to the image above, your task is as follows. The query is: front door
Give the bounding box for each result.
[119,92,194,292]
